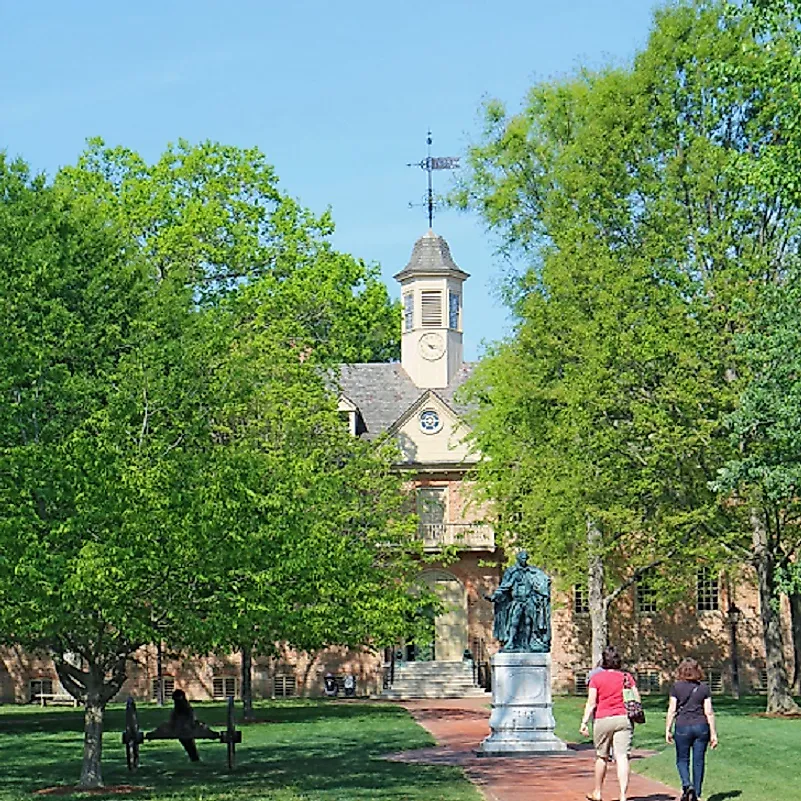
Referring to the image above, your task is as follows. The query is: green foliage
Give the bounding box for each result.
[457,58,730,595]
[457,0,801,575]
[0,143,420,781]
[57,138,400,363]
[0,142,415,658]
[457,0,801,709]
[717,267,801,509]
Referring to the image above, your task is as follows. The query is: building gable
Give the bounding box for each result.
[389,390,479,467]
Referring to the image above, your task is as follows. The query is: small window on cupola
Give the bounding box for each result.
[403,293,414,331]
[449,291,461,329]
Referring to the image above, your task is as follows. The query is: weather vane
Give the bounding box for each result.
[407,131,460,229]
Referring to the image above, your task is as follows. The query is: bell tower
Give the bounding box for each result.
[395,230,469,389]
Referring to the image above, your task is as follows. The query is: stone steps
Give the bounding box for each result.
[380,660,488,700]
[378,687,492,703]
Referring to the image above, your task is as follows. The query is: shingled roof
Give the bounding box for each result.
[393,229,470,282]
[338,362,475,440]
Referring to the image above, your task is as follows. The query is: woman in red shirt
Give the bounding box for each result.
[580,646,640,801]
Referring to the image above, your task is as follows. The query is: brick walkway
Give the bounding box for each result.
[384,698,679,801]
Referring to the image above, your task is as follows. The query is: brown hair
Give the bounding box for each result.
[676,658,705,682]
[601,646,623,671]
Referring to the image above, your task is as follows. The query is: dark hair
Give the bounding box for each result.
[601,646,623,671]
[676,658,705,682]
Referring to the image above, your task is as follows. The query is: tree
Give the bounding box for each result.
[0,155,201,787]
[56,138,416,721]
[0,143,418,786]
[715,268,801,712]
[457,0,801,711]
[456,65,726,666]
[176,287,429,719]
[57,138,400,363]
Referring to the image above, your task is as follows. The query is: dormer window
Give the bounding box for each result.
[421,290,443,327]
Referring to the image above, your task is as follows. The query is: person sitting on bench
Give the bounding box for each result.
[146,688,217,761]
[171,689,200,762]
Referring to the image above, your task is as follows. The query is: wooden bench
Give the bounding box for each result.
[33,693,79,707]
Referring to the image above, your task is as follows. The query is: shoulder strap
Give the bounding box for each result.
[676,682,701,712]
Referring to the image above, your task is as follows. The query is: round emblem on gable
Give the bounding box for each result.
[419,408,442,434]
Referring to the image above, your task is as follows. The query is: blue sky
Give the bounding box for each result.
[1,0,661,360]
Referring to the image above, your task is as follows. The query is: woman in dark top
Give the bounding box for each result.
[665,658,718,801]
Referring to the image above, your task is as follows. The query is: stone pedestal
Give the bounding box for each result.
[478,652,568,755]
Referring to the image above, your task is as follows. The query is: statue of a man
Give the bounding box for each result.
[489,551,551,653]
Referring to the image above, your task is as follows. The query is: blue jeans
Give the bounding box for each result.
[674,722,710,797]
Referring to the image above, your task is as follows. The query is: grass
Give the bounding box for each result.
[0,699,482,801]
[551,694,801,801]
[2,695,799,801]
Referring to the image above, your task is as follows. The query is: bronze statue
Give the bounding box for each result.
[488,551,551,653]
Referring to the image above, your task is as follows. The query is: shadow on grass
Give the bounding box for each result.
[0,701,477,801]
[707,793,743,801]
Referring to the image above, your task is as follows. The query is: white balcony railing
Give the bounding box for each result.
[419,522,495,550]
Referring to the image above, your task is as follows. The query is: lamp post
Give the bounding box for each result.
[727,604,742,700]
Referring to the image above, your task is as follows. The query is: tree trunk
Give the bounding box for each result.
[156,641,164,707]
[79,691,105,789]
[789,591,801,696]
[587,520,608,667]
[751,509,800,714]
[55,652,130,788]
[241,645,253,721]
[54,651,129,788]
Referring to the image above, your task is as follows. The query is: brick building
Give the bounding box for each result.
[0,230,788,703]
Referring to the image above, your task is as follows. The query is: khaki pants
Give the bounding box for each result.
[593,715,632,760]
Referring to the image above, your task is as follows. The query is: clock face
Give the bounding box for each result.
[418,332,445,361]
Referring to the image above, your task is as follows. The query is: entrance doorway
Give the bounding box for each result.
[419,570,467,662]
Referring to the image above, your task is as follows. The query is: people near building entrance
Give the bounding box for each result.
[323,672,339,697]
[579,646,639,801]
[665,658,718,801]
[488,550,551,653]
[343,673,355,697]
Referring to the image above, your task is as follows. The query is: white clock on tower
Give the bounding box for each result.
[418,332,445,361]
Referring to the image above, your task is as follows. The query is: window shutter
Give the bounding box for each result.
[212,676,237,698]
[151,677,175,699]
[274,675,296,697]
[421,291,442,327]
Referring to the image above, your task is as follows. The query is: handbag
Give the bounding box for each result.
[623,672,646,725]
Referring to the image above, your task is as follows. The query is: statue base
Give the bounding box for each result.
[478,652,569,755]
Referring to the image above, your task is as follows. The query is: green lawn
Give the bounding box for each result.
[552,694,801,801]
[0,700,482,801]
[1,696,798,801]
